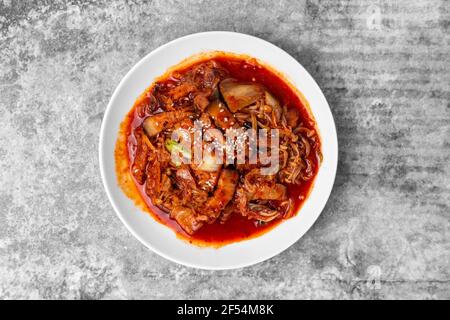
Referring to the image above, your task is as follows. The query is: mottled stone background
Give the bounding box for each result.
[0,0,448,300]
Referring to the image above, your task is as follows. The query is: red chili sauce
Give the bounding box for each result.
[118,53,321,247]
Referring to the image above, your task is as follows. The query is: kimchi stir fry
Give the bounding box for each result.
[122,54,321,241]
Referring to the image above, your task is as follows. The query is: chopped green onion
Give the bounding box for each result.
[165,140,191,166]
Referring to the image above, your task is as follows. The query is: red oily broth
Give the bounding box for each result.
[119,53,320,247]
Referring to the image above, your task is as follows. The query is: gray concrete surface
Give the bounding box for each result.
[0,0,449,300]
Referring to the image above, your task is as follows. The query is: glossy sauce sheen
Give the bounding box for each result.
[122,54,320,247]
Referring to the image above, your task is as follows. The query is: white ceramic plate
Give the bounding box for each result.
[99,32,337,270]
